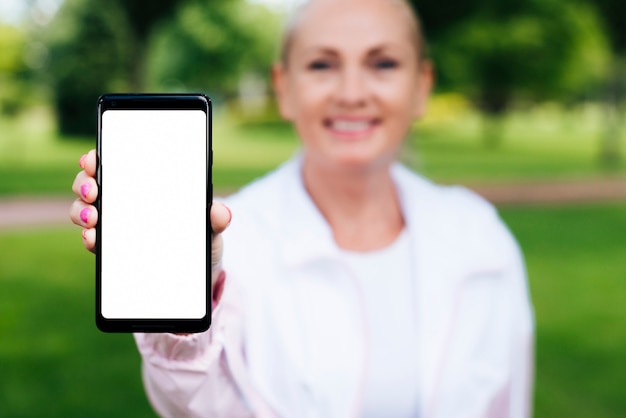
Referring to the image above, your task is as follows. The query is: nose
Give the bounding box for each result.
[334,65,368,108]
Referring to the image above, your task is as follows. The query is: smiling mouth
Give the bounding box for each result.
[325,118,380,136]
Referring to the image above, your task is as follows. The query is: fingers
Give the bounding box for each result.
[74,150,98,204]
[70,198,98,253]
[72,170,98,203]
[73,150,98,254]
[210,201,232,234]
[81,227,97,253]
[79,149,97,178]
[210,202,231,286]
[70,198,98,228]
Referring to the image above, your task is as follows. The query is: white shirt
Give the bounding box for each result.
[343,229,421,417]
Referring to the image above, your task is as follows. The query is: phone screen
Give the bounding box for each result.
[96,94,211,333]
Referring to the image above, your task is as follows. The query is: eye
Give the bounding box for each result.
[308,60,333,70]
[374,59,399,70]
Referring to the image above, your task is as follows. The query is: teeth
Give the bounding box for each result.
[332,120,370,132]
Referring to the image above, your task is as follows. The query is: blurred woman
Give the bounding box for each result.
[71,0,534,416]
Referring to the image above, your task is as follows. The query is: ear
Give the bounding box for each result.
[271,62,294,121]
[412,60,434,119]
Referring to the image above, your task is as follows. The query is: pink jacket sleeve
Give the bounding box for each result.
[133,278,275,418]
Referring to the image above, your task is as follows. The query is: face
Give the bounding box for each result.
[273,0,432,172]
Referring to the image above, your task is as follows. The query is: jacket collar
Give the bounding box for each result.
[278,157,343,267]
[278,157,437,268]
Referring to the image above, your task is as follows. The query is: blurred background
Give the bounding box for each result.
[0,0,624,416]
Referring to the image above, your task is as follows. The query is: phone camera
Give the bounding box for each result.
[111,101,117,107]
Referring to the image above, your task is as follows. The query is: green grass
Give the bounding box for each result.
[1,103,624,196]
[0,227,155,418]
[0,109,92,195]
[0,227,154,418]
[1,204,624,417]
[410,103,626,182]
[499,203,626,417]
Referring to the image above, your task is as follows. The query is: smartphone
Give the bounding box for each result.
[96,94,211,333]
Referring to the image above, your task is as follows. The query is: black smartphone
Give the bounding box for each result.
[96,94,211,333]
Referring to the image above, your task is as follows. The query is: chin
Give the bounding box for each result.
[325,150,395,173]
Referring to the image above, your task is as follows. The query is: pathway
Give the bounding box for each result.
[1,178,625,230]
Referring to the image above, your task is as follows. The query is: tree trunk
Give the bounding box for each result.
[479,90,509,149]
[600,58,624,169]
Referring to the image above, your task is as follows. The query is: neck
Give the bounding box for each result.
[302,157,405,251]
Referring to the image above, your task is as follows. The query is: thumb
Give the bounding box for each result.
[210,202,231,285]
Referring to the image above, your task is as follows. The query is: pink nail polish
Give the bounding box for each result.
[212,270,227,308]
[79,154,87,169]
[82,229,88,240]
[80,208,90,224]
[80,183,91,198]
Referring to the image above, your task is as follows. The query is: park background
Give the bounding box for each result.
[0,0,624,416]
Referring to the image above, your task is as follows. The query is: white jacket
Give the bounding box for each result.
[135,158,534,418]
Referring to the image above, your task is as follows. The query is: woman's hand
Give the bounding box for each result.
[69,149,231,299]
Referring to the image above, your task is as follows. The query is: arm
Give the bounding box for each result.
[70,151,268,417]
[134,273,257,418]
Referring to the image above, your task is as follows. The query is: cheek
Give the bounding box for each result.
[287,83,328,141]
[289,82,331,118]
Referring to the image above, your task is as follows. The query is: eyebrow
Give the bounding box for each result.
[301,43,403,58]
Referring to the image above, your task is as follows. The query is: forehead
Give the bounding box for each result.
[290,0,416,53]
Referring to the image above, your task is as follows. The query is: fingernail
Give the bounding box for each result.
[79,154,87,169]
[80,208,90,224]
[225,206,232,225]
[82,229,88,240]
[80,183,91,198]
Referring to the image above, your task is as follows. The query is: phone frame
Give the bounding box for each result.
[96,93,212,333]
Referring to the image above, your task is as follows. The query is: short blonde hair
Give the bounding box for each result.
[278,0,428,66]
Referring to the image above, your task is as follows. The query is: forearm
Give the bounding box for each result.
[134,275,256,418]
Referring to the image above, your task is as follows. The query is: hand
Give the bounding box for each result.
[69,149,231,299]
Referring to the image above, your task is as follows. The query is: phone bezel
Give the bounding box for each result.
[95,93,212,333]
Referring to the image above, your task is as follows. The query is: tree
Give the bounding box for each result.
[112,0,183,91]
[45,0,182,136]
[582,0,626,166]
[145,0,280,98]
[411,0,611,147]
[45,0,134,136]
[0,24,28,115]
[45,0,277,136]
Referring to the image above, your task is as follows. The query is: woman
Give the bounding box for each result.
[70,0,534,416]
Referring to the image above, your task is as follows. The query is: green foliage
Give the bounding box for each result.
[432,0,611,112]
[0,24,25,74]
[45,0,133,136]
[146,0,281,96]
[43,0,280,137]
[0,24,40,115]
[587,0,626,53]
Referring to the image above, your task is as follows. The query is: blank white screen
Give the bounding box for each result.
[101,109,207,319]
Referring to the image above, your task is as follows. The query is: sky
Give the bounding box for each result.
[0,0,62,25]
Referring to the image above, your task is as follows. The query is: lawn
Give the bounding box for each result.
[499,203,626,417]
[0,227,153,418]
[0,203,624,417]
